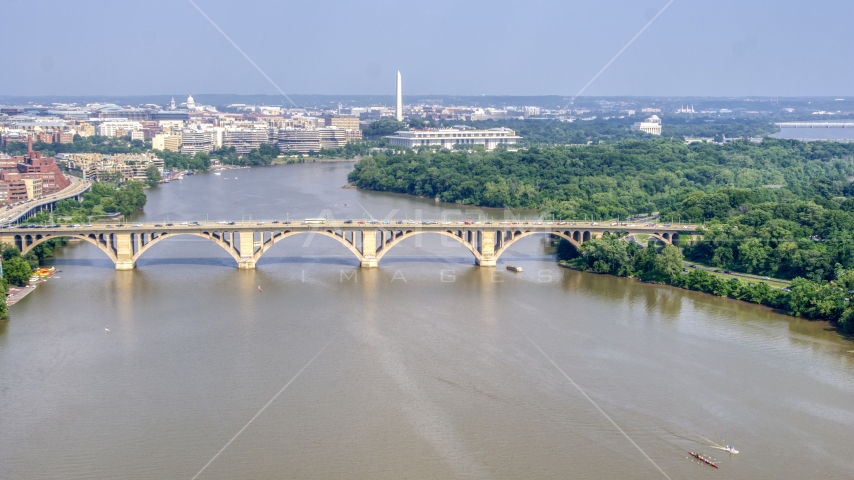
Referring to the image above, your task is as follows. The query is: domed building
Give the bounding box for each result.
[186,95,196,110]
[631,114,662,135]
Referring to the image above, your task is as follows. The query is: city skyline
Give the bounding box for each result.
[1,0,851,97]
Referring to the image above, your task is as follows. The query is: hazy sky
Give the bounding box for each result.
[1,0,851,97]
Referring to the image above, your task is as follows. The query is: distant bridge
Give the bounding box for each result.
[0,221,697,270]
[776,122,854,128]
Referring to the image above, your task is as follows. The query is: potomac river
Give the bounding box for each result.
[1,162,853,479]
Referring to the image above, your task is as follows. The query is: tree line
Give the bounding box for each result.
[0,238,69,319]
[349,138,854,220]
[562,234,854,334]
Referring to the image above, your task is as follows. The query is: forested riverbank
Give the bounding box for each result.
[349,138,854,333]
[561,234,854,334]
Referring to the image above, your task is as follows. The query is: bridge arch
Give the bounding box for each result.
[14,233,118,263]
[255,229,365,263]
[374,230,482,264]
[648,233,673,245]
[131,232,243,265]
[493,230,581,261]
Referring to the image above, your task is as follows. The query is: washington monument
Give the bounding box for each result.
[395,71,402,121]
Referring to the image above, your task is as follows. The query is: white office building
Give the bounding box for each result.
[384,127,521,151]
[223,128,268,154]
[277,127,348,154]
[278,129,321,153]
[631,115,662,135]
[181,129,214,155]
[96,121,142,137]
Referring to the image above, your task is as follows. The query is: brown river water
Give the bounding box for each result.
[1,162,853,479]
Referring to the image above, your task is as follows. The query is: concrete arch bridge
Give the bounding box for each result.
[0,221,695,270]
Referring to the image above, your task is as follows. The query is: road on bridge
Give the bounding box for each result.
[0,177,91,224]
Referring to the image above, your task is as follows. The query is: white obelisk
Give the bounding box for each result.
[395,71,403,121]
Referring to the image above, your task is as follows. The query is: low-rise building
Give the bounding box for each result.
[60,152,164,182]
[384,127,521,151]
[57,153,103,181]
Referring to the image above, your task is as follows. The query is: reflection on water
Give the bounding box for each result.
[1,163,854,479]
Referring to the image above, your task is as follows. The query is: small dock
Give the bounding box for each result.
[7,285,36,306]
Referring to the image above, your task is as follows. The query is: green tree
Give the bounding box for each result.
[1,243,21,261]
[362,118,406,138]
[786,278,846,319]
[3,256,33,286]
[580,235,632,276]
[113,181,147,216]
[145,164,162,187]
[0,278,8,319]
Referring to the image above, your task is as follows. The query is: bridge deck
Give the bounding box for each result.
[2,220,698,235]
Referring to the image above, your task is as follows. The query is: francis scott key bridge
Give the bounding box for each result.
[0,220,697,270]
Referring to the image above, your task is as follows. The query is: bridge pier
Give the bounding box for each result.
[115,233,135,270]
[476,257,496,267]
[115,260,136,270]
[360,231,378,268]
[238,232,256,269]
[478,231,496,266]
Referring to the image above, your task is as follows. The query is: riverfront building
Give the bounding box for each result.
[59,152,164,182]
[384,127,521,151]
[277,127,350,153]
[180,129,214,155]
[223,128,267,154]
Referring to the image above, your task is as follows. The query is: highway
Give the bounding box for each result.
[0,176,91,224]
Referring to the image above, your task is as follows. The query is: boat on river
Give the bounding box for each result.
[506,265,523,272]
[689,452,718,469]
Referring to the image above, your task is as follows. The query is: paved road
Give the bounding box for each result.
[682,261,792,286]
[0,177,91,224]
[1,220,699,234]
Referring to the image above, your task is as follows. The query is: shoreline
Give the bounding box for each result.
[557,261,848,334]
[271,157,357,164]
[7,284,36,306]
